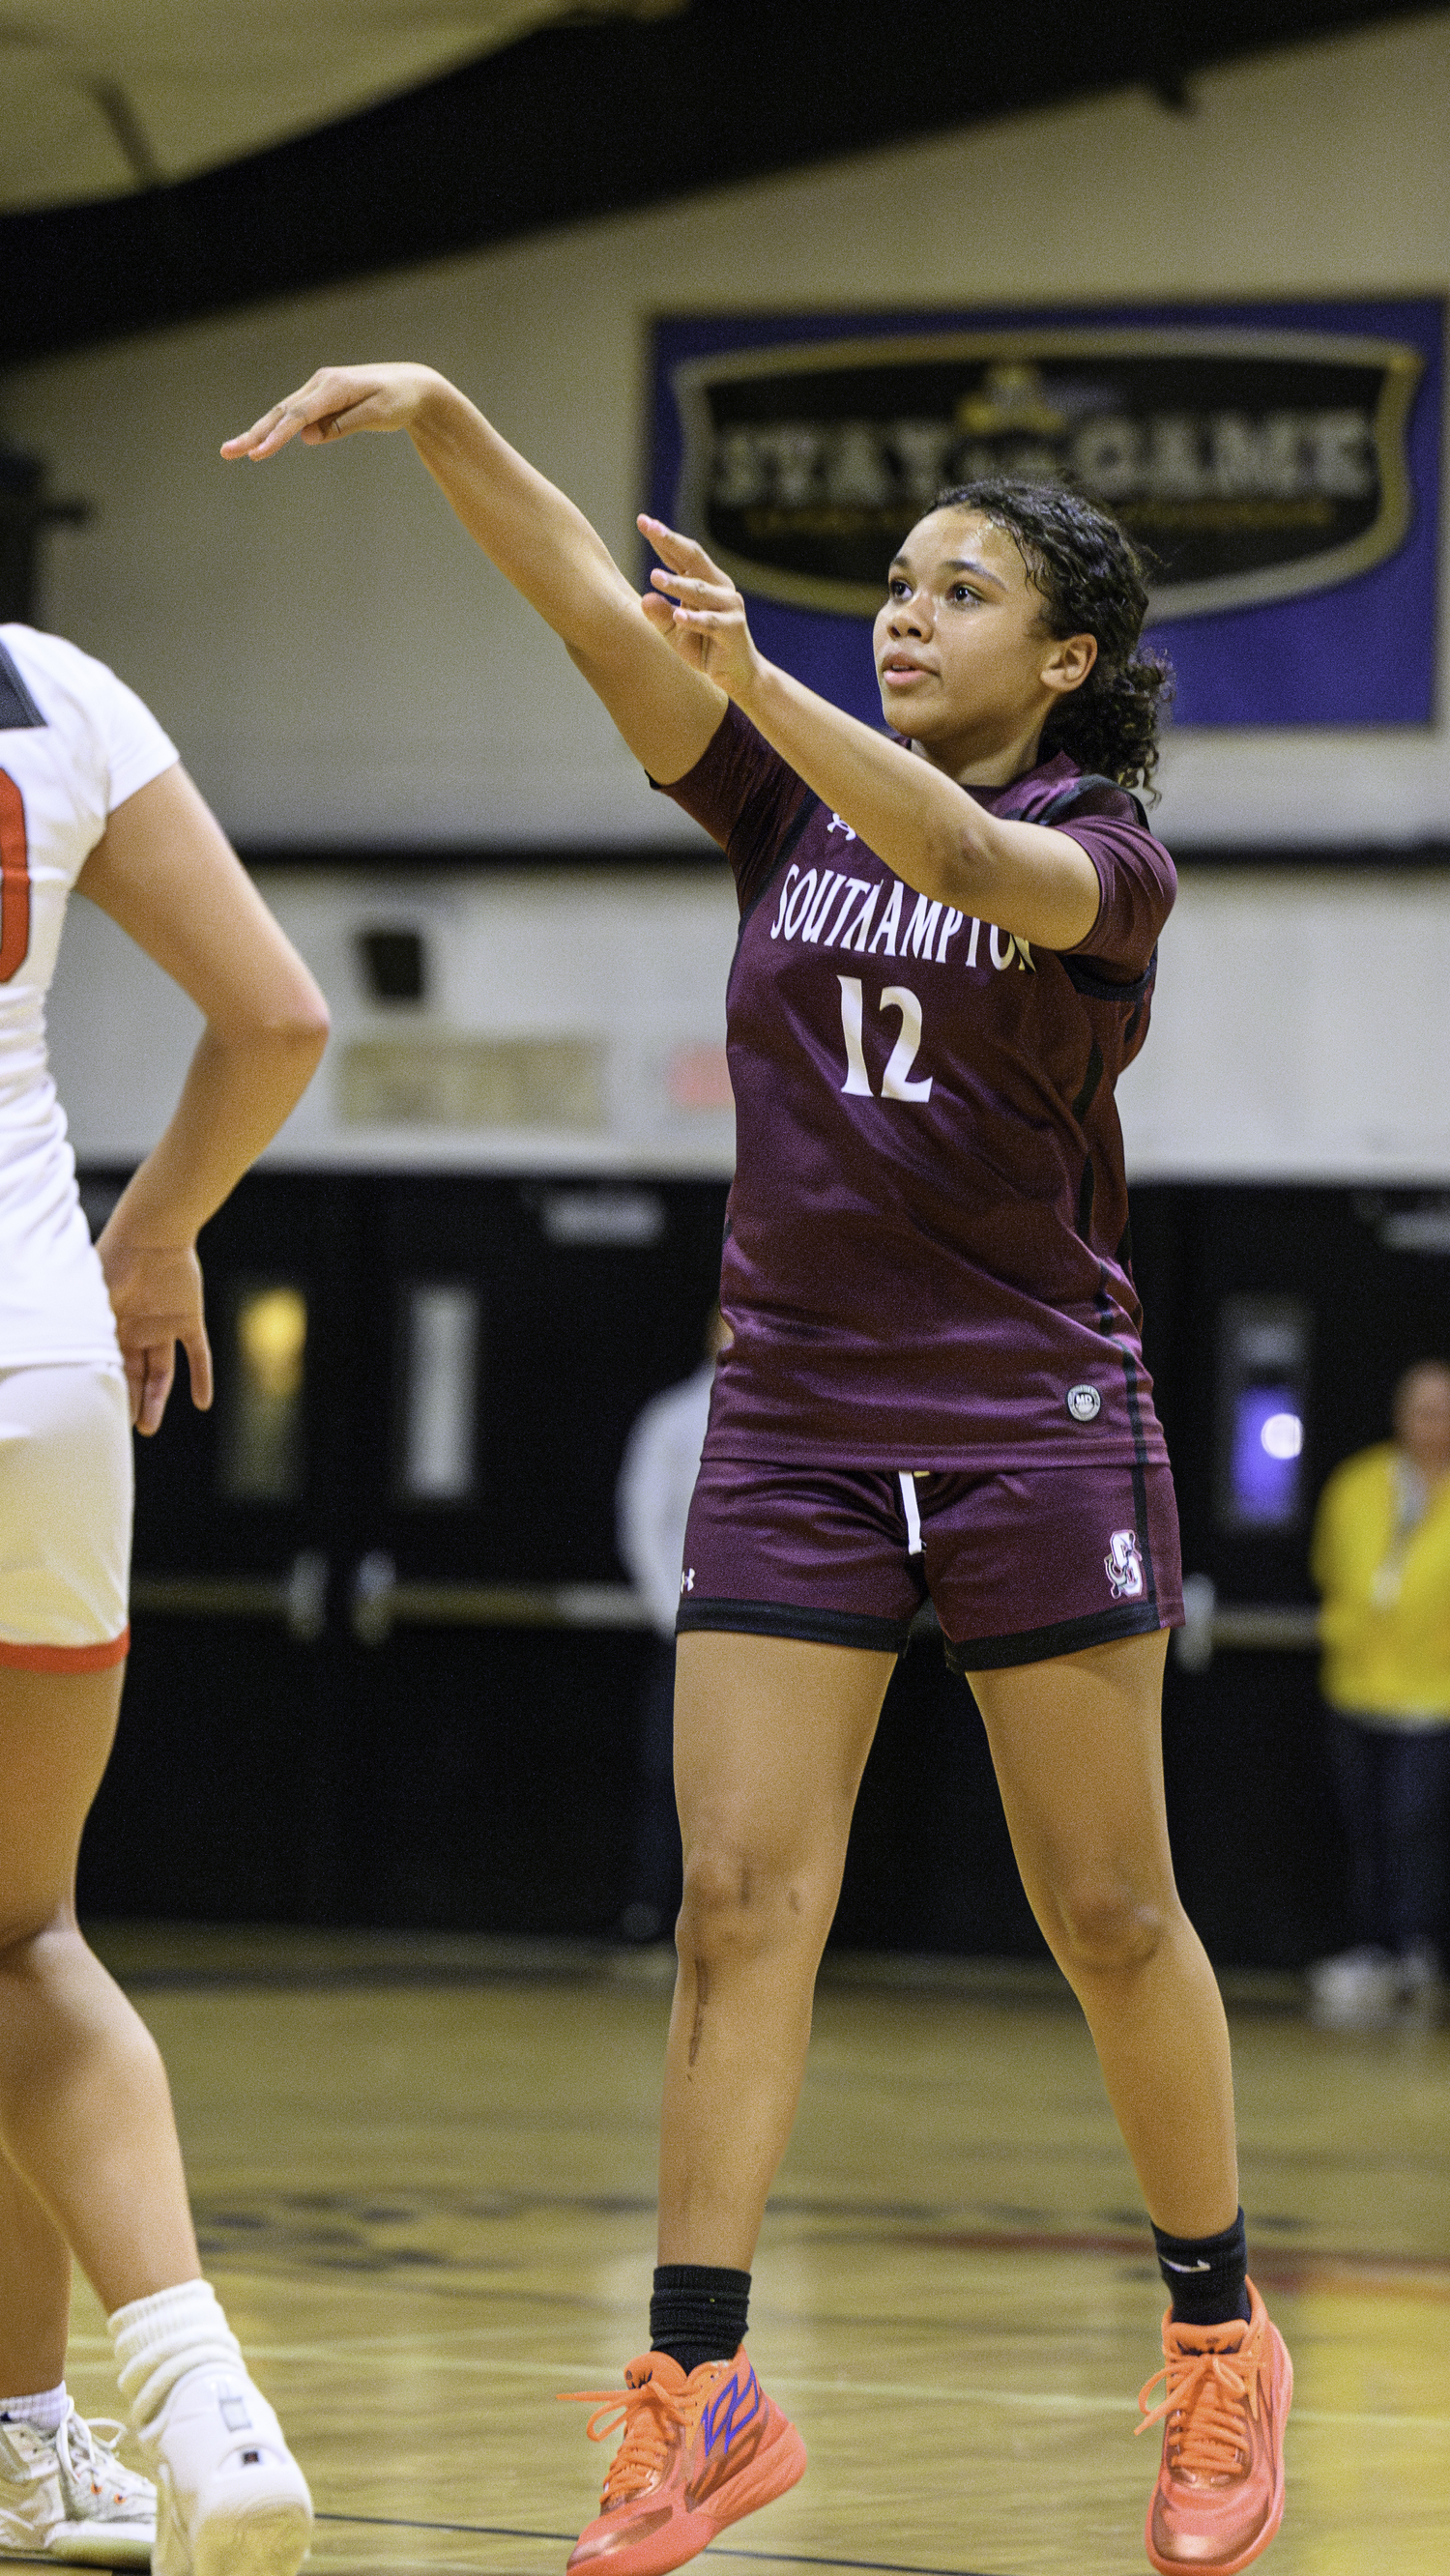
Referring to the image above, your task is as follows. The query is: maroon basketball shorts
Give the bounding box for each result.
[676,1456,1183,1672]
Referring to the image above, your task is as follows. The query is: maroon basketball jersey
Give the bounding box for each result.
[659,706,1176,1471]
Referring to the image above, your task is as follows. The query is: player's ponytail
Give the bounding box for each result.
[932,478,1174,799]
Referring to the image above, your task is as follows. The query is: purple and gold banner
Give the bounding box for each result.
[649,300,1441,729]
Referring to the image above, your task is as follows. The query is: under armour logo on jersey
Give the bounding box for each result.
[1105,1529,1145,1600]
[681,1567,695,1593]
[826,813,856,839]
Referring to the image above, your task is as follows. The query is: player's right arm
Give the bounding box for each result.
[222,363,726,786]
[78,764,331,1433]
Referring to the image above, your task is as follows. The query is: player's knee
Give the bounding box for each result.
[678,1839,804,1961]
[1053,1875,1169,1976]
[0,1900,76,1968]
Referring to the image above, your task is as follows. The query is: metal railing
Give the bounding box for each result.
[1175,1574,1320,1672]
[127,1551,652,1647]
[125,1555,1324,1668]
[129,1552,330,1644]
[349,1551,651,1646]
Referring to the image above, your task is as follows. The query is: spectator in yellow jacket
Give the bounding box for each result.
[1308,1360,1450,2023]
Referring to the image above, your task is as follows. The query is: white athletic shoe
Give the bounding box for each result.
[141,2368,311,2576]
[0,2404,157,2563]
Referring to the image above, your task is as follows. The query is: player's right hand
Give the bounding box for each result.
[221,362,439,461]
[96,1235,214,1435]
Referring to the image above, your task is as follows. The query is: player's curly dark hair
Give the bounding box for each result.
[931,478,1174,798]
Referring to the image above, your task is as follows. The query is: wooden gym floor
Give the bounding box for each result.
[57,1928,1450,2576]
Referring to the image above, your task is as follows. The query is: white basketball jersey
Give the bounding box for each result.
[0,625,179,1367]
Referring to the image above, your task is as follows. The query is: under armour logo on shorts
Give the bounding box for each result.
[1104,1529,1145,1600]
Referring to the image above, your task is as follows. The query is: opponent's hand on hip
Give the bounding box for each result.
[95,1234,214,1436]
[638,516,765,702]
[221,362,441,460]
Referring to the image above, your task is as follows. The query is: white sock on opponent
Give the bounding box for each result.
[0,2382,69,2435]
[108,2282,245,2430]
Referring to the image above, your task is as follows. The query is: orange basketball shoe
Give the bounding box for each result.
[561,2348,806,2576]
[1137,2278,1291,2574]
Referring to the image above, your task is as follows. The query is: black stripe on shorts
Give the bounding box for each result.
[676,1596,912,1654]
[942,1599,1166,1675]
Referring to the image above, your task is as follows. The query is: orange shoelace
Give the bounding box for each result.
[1136,2326,1263,2479]
[559,2375,690,2504]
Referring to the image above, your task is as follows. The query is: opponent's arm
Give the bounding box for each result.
[77,765,331,1433]
[642,518,1104,952]
[222,365,726,786]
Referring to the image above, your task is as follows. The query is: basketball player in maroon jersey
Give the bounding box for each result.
[225,363,1292,2576]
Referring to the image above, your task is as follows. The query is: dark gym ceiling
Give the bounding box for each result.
[0,0,1439,363]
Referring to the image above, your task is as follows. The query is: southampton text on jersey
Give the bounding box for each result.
[767,859,1034,976]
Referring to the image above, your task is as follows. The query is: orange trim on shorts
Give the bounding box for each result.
[0,1626,130,1673]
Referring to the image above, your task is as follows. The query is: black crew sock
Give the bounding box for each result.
[649,2264,751,2376]
[1152,2208,1251,2327]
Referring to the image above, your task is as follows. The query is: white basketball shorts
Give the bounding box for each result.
[0,1365,132,1670]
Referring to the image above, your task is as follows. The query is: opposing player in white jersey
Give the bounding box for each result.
[0,624,326,2576]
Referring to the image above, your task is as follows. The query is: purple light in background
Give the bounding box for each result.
[1232,1385,1305,1525]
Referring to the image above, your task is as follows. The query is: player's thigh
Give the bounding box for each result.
[0,1365,133,1933]
[674,1629,895,1880]
[966,1628,1177,1906]
[672,1459,915,1884]
[0,1664,127,1934]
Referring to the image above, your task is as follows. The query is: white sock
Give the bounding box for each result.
[0,2383,68,2436]
[108,2282,245,2433]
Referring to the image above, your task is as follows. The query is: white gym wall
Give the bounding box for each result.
[3,9,1447,1175]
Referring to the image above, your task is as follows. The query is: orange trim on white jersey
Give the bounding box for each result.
[0,1625,129,1673]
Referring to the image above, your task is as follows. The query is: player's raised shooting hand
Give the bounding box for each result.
[639,516,766,704]
[221,362,441,460]
[96,1233,214,1436]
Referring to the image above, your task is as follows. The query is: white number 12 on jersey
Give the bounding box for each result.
[837,977,933,1102]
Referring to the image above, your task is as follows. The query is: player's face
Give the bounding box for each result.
[873,509,1093,766]
[1395,1364,1450,1475]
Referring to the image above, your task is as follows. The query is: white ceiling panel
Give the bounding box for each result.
[0,2,674,212]
[1,48,137,204]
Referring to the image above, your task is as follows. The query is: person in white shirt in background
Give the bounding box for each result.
[615,1306,731,1942]
[0,624,326,2576]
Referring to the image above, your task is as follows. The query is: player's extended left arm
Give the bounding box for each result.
[642,518,1101,952]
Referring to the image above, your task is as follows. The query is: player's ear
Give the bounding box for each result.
[1041,632,1097,698]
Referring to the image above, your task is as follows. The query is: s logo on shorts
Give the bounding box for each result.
[1105,1528,1145,1599]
